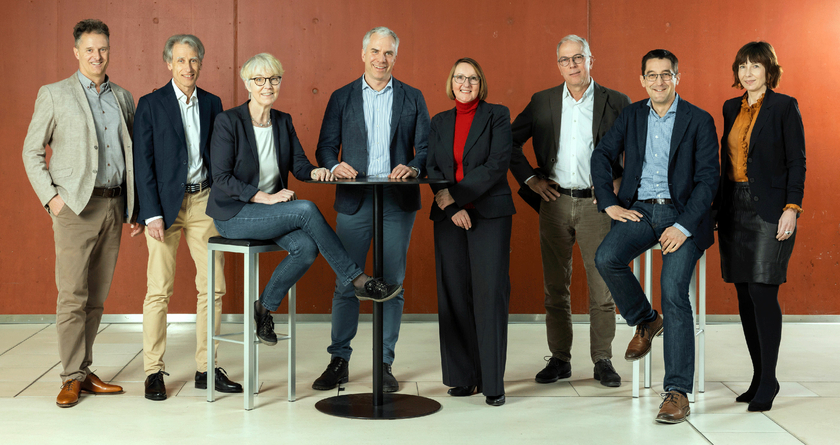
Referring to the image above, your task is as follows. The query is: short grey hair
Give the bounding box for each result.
[240,53,285,89]
[362,26,399,55]
[556,34,591,58]
[163,34,205,63]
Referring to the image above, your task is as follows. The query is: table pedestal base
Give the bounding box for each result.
[315,393,441,419]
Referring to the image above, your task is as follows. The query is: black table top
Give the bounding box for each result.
[305,177,449,185]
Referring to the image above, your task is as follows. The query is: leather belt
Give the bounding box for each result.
[92,185,124,198]
[549,184,592,199]
[639,198,673,205]
[185,179,210,194]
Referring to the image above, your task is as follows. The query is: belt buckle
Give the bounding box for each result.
[112,185,122,198]
[654,198,666,205]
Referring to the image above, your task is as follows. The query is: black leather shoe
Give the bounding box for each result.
[195,367,244,393]
[593,359,622,387]
[312,357,349,390]
[447,385,479,397]
[355,278,402,302]
[383,363,399,392]
[485,394,505,406]
[254,300,277,345]
[535,357,571,383]
[145,370,168,401]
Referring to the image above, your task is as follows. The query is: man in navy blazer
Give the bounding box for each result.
[133,35,241,401]
[591,50,719,424]
[314,26,430,392]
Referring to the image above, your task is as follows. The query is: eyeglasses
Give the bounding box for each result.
[453,74,480,85]
[558,54,586,67]
[644,72,676,82]
[250,76,282,86]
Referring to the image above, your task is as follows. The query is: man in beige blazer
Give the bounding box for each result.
[22,19,143,408]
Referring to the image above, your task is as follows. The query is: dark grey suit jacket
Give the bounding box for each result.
[509,82,631,212]
[315,76,430,215]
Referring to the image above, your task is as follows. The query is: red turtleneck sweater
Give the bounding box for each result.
[453,98,479,183]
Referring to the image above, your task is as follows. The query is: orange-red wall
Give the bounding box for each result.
[2,1,838,316]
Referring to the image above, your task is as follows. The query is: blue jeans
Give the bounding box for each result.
[328,186,416,366]
[594,202,702,394]
[214,200,362,311]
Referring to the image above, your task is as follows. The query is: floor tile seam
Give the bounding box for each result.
[13,361,61,398]
[0,324,52,356]
[108,348,144,382]
[762,412,806,444]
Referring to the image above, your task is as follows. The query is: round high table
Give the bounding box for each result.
[308,176,447,419]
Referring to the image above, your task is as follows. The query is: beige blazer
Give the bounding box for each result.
[22,74,137,220]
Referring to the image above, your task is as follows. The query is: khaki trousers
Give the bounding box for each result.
[539,194,615,364]
[142,189,225,375]
[52,195,124,382]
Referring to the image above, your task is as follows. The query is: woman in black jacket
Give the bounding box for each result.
[427,58,515,406]
[717,42,805,412]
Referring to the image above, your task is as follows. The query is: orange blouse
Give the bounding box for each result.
[726,94,802,214]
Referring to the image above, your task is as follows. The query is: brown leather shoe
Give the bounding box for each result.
[624,313,664,361]
[655,390,690,423]
[81,373,124,394]
[56,380,81,408]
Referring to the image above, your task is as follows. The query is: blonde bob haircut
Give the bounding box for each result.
[240,53,285,89]
[445,57,488,101]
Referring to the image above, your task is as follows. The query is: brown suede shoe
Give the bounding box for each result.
[655,390,690,424]
[81,373,124,394]
[56,380,81,408]
[624,313,664,361]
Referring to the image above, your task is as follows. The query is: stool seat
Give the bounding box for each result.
[207,236,296,410]
[208,236,277,248]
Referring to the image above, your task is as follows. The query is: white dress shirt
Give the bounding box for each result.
[551,80,595,189]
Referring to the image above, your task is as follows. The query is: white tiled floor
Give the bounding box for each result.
[1,322,837,444]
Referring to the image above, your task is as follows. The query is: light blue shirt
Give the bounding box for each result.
[639,94,690,237]
[361,75,393,177]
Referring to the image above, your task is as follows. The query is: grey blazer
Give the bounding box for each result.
[22,74,137,220]
[315,76,430,215]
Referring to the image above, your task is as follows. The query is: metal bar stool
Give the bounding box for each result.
[630,244,706,402]
[206,236,296,410]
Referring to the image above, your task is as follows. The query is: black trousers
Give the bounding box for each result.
[434,211,511,397]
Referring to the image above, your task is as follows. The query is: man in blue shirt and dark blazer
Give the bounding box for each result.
[591,49,719,424]
[133,35,241,401]
[315,26,430,393]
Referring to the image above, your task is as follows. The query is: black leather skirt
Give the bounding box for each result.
[718,183,796,284]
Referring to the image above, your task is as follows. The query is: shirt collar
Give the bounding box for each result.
[77,70,110,92]
[563,79,595,102]
[171,79,198,104]
[361,75,393,93]
[646,93,680,118]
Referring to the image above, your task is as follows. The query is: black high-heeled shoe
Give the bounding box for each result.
[747,381,780,412]
[447,385,479,397]
[485,394,505,406]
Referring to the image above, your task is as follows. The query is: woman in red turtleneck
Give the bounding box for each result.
[427,58,516,407]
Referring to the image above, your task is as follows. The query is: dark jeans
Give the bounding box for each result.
[594,202,702,394]
[328,186,415,365]
[214,200,362,311]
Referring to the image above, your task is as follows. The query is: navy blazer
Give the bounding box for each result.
[427,101,516,221]
[206,102,316,221]
[717,89,806,223]
[134,84,223,228]
[315,76,430,215]
[591,97,720,251]
[510,82,631,212]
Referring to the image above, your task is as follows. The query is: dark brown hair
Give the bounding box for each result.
[73,19,109,47]
[641,49,678,75]
[446,58,488,101]
[731,41,783,89]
